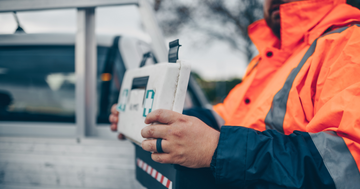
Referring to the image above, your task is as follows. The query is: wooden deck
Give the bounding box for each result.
[0,137,145,189]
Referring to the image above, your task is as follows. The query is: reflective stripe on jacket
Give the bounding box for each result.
[212,0,360,188]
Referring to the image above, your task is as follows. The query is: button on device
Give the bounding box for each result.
[266,51,273,57]
[245,98,251,104]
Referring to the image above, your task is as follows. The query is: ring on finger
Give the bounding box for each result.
[156,138,164,153]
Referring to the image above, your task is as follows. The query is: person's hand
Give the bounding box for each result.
[109,104,126,140]
[141,109,220,168]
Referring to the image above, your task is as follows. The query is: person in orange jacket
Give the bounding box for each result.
[109,0,360,188]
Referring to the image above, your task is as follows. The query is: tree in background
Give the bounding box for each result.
[151,0,360,104]
[150,0,262,103]
[192,72,242,104]
[152,0,360,62]
[152,0,263,62]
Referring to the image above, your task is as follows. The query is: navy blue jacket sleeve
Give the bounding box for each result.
[210,126,336,189]
[183,108,220,131]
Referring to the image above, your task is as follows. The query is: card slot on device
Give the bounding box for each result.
[117,60,191,145]
[131,76,150,108]
[132,76,149,90]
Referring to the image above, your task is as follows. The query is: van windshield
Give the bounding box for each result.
[0,45,112,123]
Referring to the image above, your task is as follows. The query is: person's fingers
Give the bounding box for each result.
[109,114,118,124]
[141,125,171,139]
[141,139,170,153]
[110,123,117,131]
[118,133,126,140]
[111,104,119,115]
[151,153,174,164]
[145,109,179,124]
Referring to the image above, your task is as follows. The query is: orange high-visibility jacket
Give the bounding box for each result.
[211,0,360,188]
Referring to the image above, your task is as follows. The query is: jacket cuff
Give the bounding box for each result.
[210,126,250,186]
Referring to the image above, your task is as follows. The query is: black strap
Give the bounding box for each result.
[139,52,152,68]
[168,39,181,63]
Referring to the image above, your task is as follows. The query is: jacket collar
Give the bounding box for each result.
[248,0,360,56]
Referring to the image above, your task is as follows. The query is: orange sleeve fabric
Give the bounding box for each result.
[302,25,360,171]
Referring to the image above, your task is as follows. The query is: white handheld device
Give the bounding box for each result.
[116,40,191,145]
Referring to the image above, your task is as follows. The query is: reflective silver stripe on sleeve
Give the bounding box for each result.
[264,39,318,133]
[310,131,360,189]
[264,25,353,133]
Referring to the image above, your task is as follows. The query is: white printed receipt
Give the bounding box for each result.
[117,60,191,145]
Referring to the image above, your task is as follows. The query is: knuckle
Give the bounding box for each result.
[141,142,146,150]
[172,153,185,165]
[157,109,164,115]
[176,157,186,165]
[155,110,162,120]
[110,115,115,123]
[147,127,155,136]
[174,149,185,159]
[110,124,116,130]
[171,129,183,138]
[142,141,151,151]
[178,149,185,157]
[157,156,164,163]
[148,141,155,151]
[152,154,163,163]
[110,115,117,122]
[178,117,187,123]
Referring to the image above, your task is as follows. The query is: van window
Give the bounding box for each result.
[0,45,119,123]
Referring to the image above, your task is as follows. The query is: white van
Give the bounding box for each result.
[0,33,209,138]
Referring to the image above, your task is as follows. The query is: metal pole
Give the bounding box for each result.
[76,8,97,138]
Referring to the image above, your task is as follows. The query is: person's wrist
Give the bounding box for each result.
[204,129,220,167]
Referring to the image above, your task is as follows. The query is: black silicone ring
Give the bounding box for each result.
[156,138,164,153]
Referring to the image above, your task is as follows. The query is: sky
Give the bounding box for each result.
[0,4,249,81]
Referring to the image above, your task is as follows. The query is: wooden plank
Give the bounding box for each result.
[0,137,145,189]
[0,137,81,145]
[1,170,136,188]
[0,136,130,146]
[0,153,134,169]
[0,141,134,158]
[0,184,103,189]
[0,125,76,138]
[0,160,144,188]
[0,162,136,176]
[0,182,145,189]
